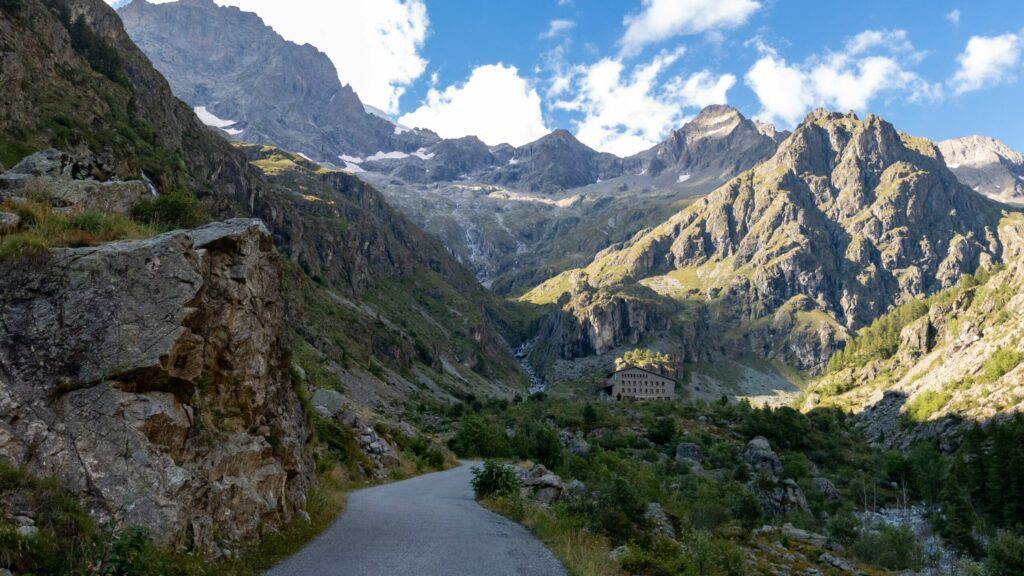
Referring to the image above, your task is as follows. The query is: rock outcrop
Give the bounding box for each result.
[0,219,312,555]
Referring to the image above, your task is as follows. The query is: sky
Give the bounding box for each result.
[110,0,1024,156]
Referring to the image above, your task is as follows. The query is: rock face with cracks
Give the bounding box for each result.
[0,219,312,556]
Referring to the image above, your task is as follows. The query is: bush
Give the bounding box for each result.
[979,348,1023,384]
[852,525,924,571]
[985,530,1024,576]
[648,417,675,445]
[904,390,952,423]
[530,426,564,470]
[131,192,206,229]
[449,415,512,458]
[471,461,519,499]
[0,0,24,13]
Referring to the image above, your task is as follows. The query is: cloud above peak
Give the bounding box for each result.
[620,0,761,57]
[745,30,940,128]
[951,33,1022,95]
[398,64,549,147]
[554,49,736,155]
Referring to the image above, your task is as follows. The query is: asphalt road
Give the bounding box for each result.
[265,462,567,576]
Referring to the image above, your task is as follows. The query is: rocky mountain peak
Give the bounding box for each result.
[119,0,437,161]
[937,135,1024,204]
[635,105,780,180]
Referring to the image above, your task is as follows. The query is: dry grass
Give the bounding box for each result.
[482,497,623,576]
[0,196,158,260]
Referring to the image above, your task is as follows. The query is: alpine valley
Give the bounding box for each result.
[2,0,1024,575]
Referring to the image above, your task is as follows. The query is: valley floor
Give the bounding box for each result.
[265,462,566,576]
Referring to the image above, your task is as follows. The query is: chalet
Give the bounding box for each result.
[603,366,676,401]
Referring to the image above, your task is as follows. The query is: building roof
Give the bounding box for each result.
[607,365,676,383]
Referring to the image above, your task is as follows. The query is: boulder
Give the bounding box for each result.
[644,502,676,540]
[743,436,783,477]
[812,477,842,504]
[755,478,811,517]
[0,212,19,233]
[818,552,866,575]
[675,442,703,463]
[309,388,345,418]
[0,219,313,555]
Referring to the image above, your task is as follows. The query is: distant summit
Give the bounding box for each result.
[119,0,437,161]
[938,135,1024,205]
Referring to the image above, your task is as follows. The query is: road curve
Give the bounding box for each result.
[265,462,567,576]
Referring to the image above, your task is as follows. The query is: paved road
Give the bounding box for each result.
[265,462,567,576]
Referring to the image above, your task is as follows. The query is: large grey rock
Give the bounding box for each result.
[0,148,150,213]
[0,219,312,555]
[310,387,346,418]
[675,442,703,463]
[644,502,676,540]
[0,212,19,232]
[743,436,783,477]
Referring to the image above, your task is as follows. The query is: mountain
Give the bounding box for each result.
[114,0,782,291]
[361,107,781,292]
[632,105,783,186]
[808,213,1024,448]
[118,0,437,161]
[0,0,526,556]
[525,109,1010,382]
[938,135,1024,205]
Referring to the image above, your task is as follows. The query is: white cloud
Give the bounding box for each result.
[620,0,761,56]
[744,31,940,128]
[946,9,961,24]
[542,19,576,39]
[951,33,1022,95]
[554,49,736,155]
[110,0,430,114]
[398,64,549,146]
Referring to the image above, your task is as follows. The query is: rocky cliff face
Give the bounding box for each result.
[938,135,1024,205]
[118,0,436,161]
[528,110,1006,373]
[0,219,311,555]
[809,214,1024,449]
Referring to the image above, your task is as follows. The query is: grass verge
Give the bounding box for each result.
[480,496,622,576]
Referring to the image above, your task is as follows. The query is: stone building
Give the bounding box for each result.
[603,366,676,400]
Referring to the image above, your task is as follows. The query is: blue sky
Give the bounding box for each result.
[116,0,1024,155]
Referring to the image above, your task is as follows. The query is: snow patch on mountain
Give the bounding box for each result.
[367,151,410,161]
[194,106,237,129]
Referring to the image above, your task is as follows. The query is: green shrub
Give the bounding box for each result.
[131,192,206,229]
[648,416,676,445]
[979,347,1023,384]
[0,0,24,13]
[852,525,924,571]
[471,461,519,499]
[530,426,564,469]
[904,390,952,423]
[449,415,512,458]
[985,530,1024,576]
